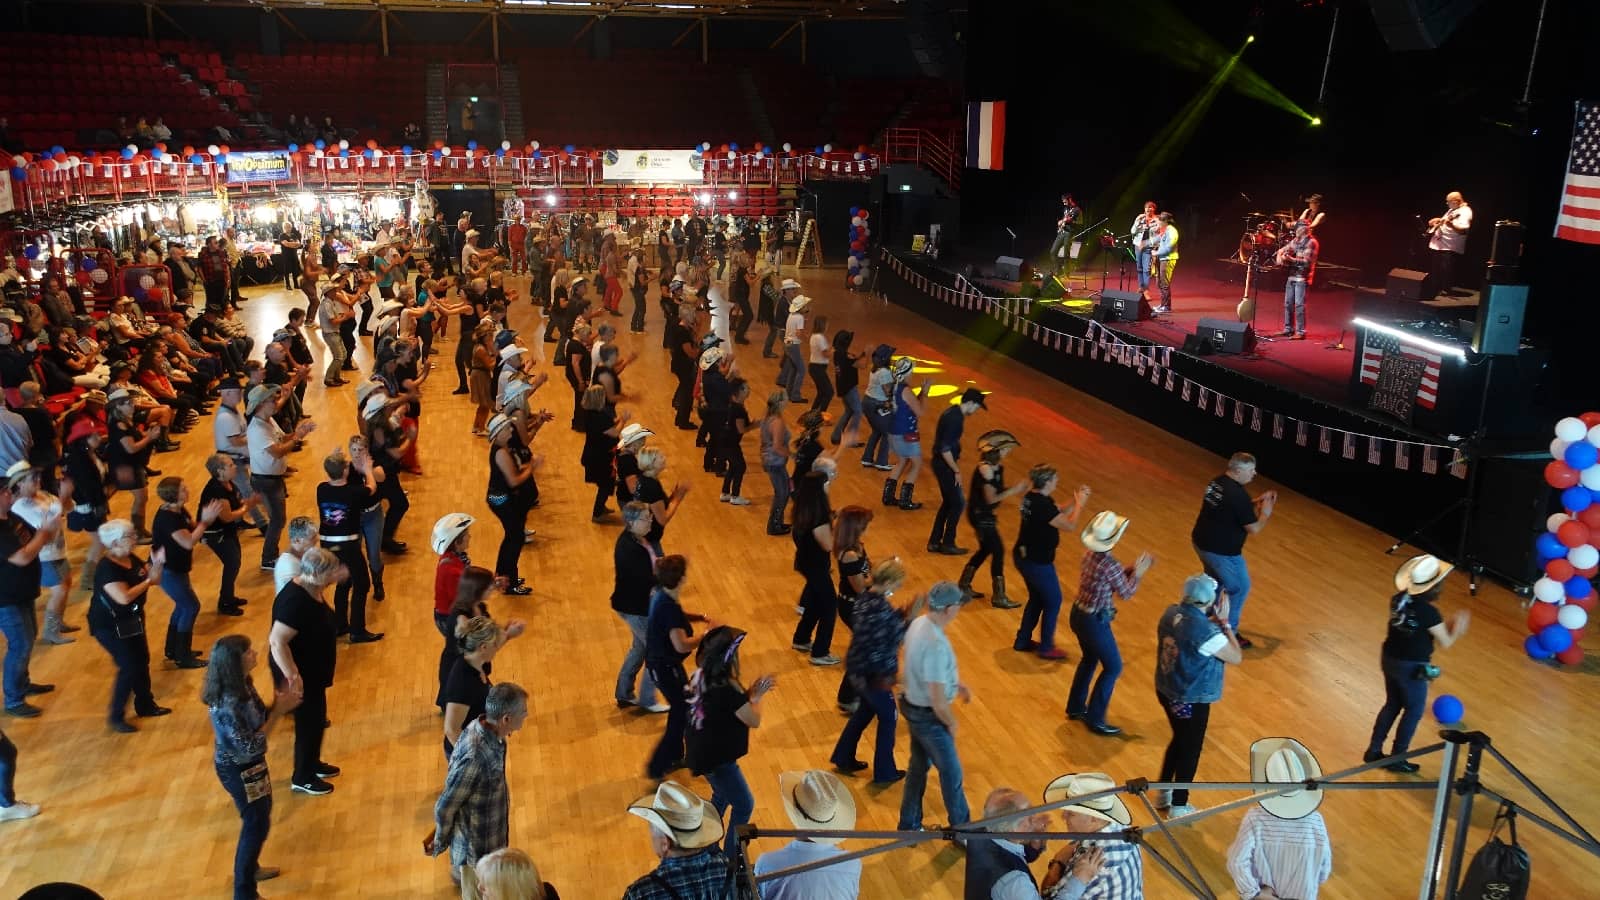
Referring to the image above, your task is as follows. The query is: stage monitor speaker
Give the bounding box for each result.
[994,255,1024,281]
[1486,219,1524,284]
[1195,317,1252,355]
[1096,289,1149,322]
[1181,333,1213,356]
[1386,267,1433,301]
[1472,283,1528,357]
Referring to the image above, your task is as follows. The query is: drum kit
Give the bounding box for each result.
[1236,209,1298,264]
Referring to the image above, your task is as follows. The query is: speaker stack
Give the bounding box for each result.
[1093,289,1150,323]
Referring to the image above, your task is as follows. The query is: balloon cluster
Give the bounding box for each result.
[846,207,871,288]
[1530,412,1600,665]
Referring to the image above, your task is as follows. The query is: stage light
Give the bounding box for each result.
[927,385,960,399]
[1246,34,1256,43]
[544,194,557,206]
[1310,116,1322,126]
[727,191,738,200]
[1351,317,1467,360]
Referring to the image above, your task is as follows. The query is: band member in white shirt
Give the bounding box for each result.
[1129,201,1161,299]
[1049,193,1082,275]
[1299,193,1326,230]
[1276,223,1319,340]
[1426,191,1472,298]
[1150,212,1179,314]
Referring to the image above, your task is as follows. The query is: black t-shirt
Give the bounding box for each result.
[564,339,591,388]
[582,408,618,478]
[88,554,147,634]
[686,682,750,774]
[793,521,832,576]
[442,657,492,727]
[200,477,242,535]
[0,514,41,607]
[108,419,151,469]
[635,476,667,545]
[264,360,291,388]
[16,406,59,466]
[1382,593,1444,662]
[645,589,692,665]
[317,480,372,539]
[611,533,657,616]
[614,450,641,504]
[701,367,730,412]
[1017,491,1061,564]
[667,323,696,374]
[835,355,860,396]
[793,437,823,479]
[1191,474,1258,556]
[269,582,338,689]
[152,507,196,573]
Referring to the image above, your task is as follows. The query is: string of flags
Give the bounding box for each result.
[881,250,1465,478]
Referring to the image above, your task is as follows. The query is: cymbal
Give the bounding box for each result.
[1242,211,1267,219]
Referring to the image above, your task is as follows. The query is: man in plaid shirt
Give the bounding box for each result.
[426,682,529,895]
[198,235,232,309]
[1041,772,1144,900]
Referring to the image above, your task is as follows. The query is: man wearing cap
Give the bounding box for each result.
[753,769,861,899]
[247,385,316,571]
[0,463,58,718]
[1227,738,1334,900]
[1040,772,1143,899]
[898,580,973,834]
[1191,452,1276,648]
[780,291,809,403]
[1068,512,1154,737]
[622,780,734,899]
[211,377,269,531]
[317,280,353,386]
[426,682,530,895]
[927,387,987,556]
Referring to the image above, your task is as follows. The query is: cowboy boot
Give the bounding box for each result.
[41,612,76,645]
[898,481,923,511]
[174,631,206,670]
[881,478,898,508]
[163,628,180,663]
[958,563,987,601]
[991,574,1019,609]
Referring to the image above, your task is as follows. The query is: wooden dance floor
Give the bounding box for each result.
[2,267,1596,898]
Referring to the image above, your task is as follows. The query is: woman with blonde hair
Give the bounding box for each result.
[442,616,507,758]
[634,447,688,556]
[473,847,559,899]
[580,383,627,521]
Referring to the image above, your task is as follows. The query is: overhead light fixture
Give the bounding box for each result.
[1351,317,1467,360]
[545,194,558,206]
[727,191,738,200]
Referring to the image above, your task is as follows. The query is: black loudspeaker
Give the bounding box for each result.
[1386,267,1433,301]
[1195,317,1252,354]
[1467,456,1558,587]
[1472,283,1529,356]
[1182,333,1213,356]
[1366,0,1484,51]
[1096,289,1149,322]
[994,255,1024,281]
[1487,219,1524,284]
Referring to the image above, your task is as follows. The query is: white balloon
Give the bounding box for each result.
[501,140,512,151]
[823,143,833,152]
[89,268,108,284]
[727,151,737,161]
[207,144,221,155]
[1552,438,1571,460]
[1582,466,1600,491]
[138,274,155,290]
[1589,423,1600,448]
[1557,604,1589,630]
[1549,513,1572,533]
[1556,417,1588,443]
[441,146,453,156]
[782,142,792,152]
[1569,544,1600,569]
[338,139,350,150]
[532,141,541,150]
[1534,577,1565,603]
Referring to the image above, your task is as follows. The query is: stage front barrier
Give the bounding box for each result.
[730,732,1599,899]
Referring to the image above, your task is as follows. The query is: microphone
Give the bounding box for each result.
[1005,227,1017,239]
[1240,192,1252,203]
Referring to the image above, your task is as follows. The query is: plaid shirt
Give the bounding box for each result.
[1075,551,1141,616]
[621,847,734,899]
[1047,823,1144,900]
[432,717,509,867]
[198,246,231,283]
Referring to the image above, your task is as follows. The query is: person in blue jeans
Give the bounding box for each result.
[1190,452,1276,648]
[1012,464,1091,661]
[831,559,920,783]
[644,556,713,780]
[0,467,56,718]
[205,634,294,899]
[859,348,896,471]
[1365,555,1470,774]
[685,625,775,854]
[1067,511,1154,737]
[150,476,225,670]
[1130,201,1162,298]
[898,581,973,832]
[0,725,39,821]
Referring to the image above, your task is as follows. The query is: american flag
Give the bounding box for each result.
[1360,330,1442,409]
[1556,100,1600,245]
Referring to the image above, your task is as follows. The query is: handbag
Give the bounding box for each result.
[101,590,144,639]
[1457,801,1530,900]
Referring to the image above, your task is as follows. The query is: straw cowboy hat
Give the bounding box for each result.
[777,770,856,845]
[1394,554,1453,595]
[5,461,37,491]
[1081,511,1131,553]
[627,781,724,850]
[244,385,280,417]
[1043,772,1131,827]
[617,423,653,448]
[1249,737,1324,819]
[376,299,405,320]
[787,295,812,314]
[780,278,802,291]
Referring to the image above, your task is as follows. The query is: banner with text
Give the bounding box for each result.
[225,151,293,185]
[601,148,705,183]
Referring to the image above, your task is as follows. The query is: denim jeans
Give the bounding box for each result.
[703,760,754,855]
[832,680,898,781]
[1067,607,1122,725]
[897,699,969,830]
[1368,655,1432,756]
[203,530,243,607]
[1135,248,1153,291]
[93,628,155,724]
[360,505,386,597]
[862,405,892,467]
[1049,231,1072,272]
[763,323,782,357]
[0,730,16,805]
[0,605,36,708]
[782,343,805,400]
[216,758,273,900]
[764,464,790,531]
[252,475,288,567]
[321,328,345,383]
[830,386,862,445]
[160,569,201,635]
[1193,547,1251,631]
[229,459,268,528]
[614,612,659,707]
[1015,559,1064,652]
[928,457,964,547]
[1283,279,1307,334]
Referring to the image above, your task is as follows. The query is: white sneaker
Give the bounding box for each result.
[1150,789,1171,810]
[729,496,751,506]
[643,702,671,714]
[719,493,731,503]
[1166,804,1197,819]
[0,802,41,821]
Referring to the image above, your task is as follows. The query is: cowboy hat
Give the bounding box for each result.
[1394,554,1453,595]
[80,389,109,405]
[244,385,280,417]
[618,422,653,448]
[4,461,37,491]
[780,278,802,291]
[1081,511,1131,553]
[1250,737,1324,819]
[430,513,476,556]
[699,332,724,351]
[698,346,726,371]
[787,295,812,314]
[976,429,1019,456]
[361,391,392,421]
[1042,772,1131,827]
[486,413,516,438]
[499,343,526,362]
[627,781,724,850]
[777,770,856,844]
[105,387,133,406]
[569,276,588,290]
[376,299,405,319]
[355,379,386,408]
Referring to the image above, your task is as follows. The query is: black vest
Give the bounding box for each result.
[964,839,1036,900]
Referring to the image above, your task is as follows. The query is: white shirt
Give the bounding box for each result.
[318,295,347,333]
[246,416,288,476]
[213,404,248,456]
[754,840,862,900]
[12,494,66,562]
[809,332,830,365]
[274,551,302,595]
[1428,204,1472,254]
[902,614,958,707]
[462,243,480,274]
[1227,806,1333,900]
[1130,213,1161,250]
[784,312,805,345]
[591,338,610,370]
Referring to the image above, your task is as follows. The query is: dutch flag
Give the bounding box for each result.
[966,100,1006,171]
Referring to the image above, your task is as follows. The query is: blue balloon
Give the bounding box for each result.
[50,145,64,156]
[9,167,25,181]
[288,143,299,153]
[532,150,542,159]
[467,140,478,151]
[339,148,350,158]
[1567,575,1593,600]
[815,145,825,155]
[495,148,506,158]
[850,206,861,216]
[1431,694,1464,724]
[401,145,413,155]
[120,147,135,160]
[1565,441,1599,470]
[151,148,165,160]
[729,143,739,151]
[1538,623,1574,654]
[1525,634,1555,660]
[191,154,206,165]
[1562,486,1593,512]
[314,139,326,150]
[23,245,40,260]
[80,256,97,271]
[1536,532,1567,560]
[432,150,443,161]
[564,144,576,154]
[362,149,374,159]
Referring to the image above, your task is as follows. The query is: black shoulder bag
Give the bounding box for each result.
[1457,801,1531,900]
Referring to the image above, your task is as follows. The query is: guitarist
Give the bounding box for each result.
[1129,201,1162,300]
[1275,222,1319,340]
[1048,192,1082,275]
[1425,191,1472,299]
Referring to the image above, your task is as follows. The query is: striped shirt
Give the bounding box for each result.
[1045,823,1143,900]
[1226,806,1333,900]
[1075,551,1141,616]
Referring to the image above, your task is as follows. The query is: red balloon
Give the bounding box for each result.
[859,210,869,219]
[1581,565,1600,579]
[218,144,230,155]
[1528,603,1561,633]
[1579,412,1600,428]
[1547,558,1576,581]
[1570,595,1598,612]
[1578,506,1600,531]
[1555,644,1585,666]
[182,145,195,156]
[1547,461,1581,489]
[1559,521,1593,548]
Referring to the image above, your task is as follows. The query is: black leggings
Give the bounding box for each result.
[645,662,689,778]
[592,476,615,518]
[965,523,1006,577]
[326,540,371,633]
[455,335,474,391]
[792,569,839,658]
[1157,691,1212,806]
[290,686,328,785]
[377,469,409,542]
[722,445,746,497]
[808,363,834,413]
[490,498,530,582]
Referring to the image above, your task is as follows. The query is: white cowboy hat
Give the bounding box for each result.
[628,780,724,850]
[1043,772,1131,827]
[1249,737,1324,819]
[355,380,386,408]
[486,413,516,439]
[376,299,405,319]
[777,770,856,845]
[1394,554,1453,595]
[780,278,802,291]
[499,343,526,361]
[698,346,726,371]
[244,385,281,417]
[361,392,391,421]
[788,295,812,314]
[617,423,653,448]
[1081,511,1130,553]
[430,513,475,556]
